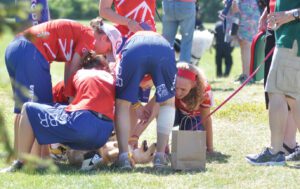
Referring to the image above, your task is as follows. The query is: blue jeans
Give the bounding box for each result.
[162,0,195,63]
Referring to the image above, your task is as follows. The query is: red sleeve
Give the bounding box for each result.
[200,83,214,108]
[64,73,76,98]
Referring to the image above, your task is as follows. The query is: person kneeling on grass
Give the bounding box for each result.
[130,62,214,153]
[0,52,115,172]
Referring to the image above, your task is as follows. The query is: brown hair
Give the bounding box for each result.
[90,17,106,35]
[177,63,206,111]
[81,51,108,70]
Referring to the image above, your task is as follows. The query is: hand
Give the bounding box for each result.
[127,19,143,33]
[267,10,295,30]
[135,105,151,123]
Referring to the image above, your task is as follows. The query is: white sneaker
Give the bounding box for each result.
[80,153,103,171]
[153,154,168,169]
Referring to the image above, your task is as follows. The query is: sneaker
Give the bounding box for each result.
[80,151,103,171]
[0,160,23,173]
[286,146,300,161]
[283,143,298,155]
[245,148,285,166]
[153,154,168,169]
[234,74,254,84]
[112,156,133,171]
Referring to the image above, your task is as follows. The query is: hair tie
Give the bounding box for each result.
[177,69,197,81]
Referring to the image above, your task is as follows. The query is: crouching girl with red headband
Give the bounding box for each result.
[131,62,214,153]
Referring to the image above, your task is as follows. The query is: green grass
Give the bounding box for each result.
[1,22,300,189]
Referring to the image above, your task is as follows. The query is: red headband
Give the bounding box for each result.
[177,69,197,81]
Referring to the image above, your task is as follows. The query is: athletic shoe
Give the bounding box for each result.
[283,143,298,155]
[0,160,23,173]
[112,156,133,171]
[80,151,103,171]
[245,147,285,166]
[153,153,168,169]
[286,146,300,161]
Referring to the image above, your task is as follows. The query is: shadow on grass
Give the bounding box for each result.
[206,151,231,164]
[211,87,235,92]
[28,162,207,176]
[286,163,300,169]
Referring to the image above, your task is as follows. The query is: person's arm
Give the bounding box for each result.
[259,7,268,31]
[99,0,143,33]
[200,107,213,152]
[267,8,300,30]
[64,53,81,87]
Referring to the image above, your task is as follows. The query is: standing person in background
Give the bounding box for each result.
[162,0,196,63]
[224,0,260,83]
[99,0,156,51]
[214,20,234,78]
[259,0,299,158]
[246,0,300,166]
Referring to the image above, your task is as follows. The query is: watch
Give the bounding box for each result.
[293,9,300,21]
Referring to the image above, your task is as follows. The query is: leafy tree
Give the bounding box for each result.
[0,1,31,35]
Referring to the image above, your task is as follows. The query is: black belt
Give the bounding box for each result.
[90,111,112,122]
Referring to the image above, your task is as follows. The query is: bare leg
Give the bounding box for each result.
[30,140,41,157]
[156,98,175,153]
[115,99,131,154]
[14,114,21,155]
[268,93,288,153]
[283,111,297,149]
[18,107,36,159]
[239,39,251,76]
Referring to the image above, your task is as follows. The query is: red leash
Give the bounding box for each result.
[192,46,275,130]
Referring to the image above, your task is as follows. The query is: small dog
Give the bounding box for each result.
[65,140,156,171]
[174,29,215,65]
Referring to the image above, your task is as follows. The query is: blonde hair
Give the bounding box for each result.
[177,63,206,111]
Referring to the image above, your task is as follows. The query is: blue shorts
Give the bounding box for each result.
[116,34,177,103]
[174,109,204,131]
[25,102,113,150]
[5,36,53,113]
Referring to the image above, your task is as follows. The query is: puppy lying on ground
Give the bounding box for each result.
[63,140,156,171]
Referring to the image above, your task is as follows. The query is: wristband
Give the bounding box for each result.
[132,102,142,110]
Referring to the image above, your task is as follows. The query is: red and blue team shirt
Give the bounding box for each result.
[64,69,116,120]
[175,83,214,116]
[22,19,95,63]
[113,0,156,37]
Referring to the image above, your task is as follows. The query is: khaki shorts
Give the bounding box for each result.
[265,43,300,99]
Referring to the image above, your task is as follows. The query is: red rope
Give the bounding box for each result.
[191,46,275,130]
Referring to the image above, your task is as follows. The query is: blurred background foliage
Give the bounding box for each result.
[47,0,223,23]
[1,0,223,24]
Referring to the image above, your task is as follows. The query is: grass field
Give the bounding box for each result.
[0,22,300,189]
